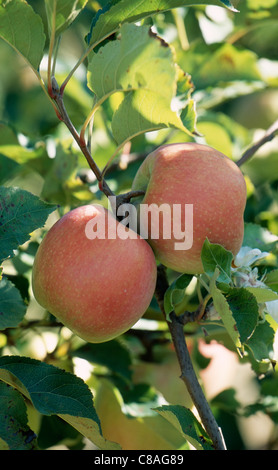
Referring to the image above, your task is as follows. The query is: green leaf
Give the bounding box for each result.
[0,0,45,72]
[201,239,233,284]
[88,23,176,101]
[0,356,121,450]
[88,0,238,48]
[164,274,193,318]
[180,42,261,90]
[111,88,193,145]
[155,405,214,451]
[0,154,19,185]
[0,277,27,330]
[0,186,56,263]
[226,287,259,344]
[45,0,88,37]
[88,23,196,145]
[245,286,278,303]
[210,281,242,349]
[245,319,276,363]
[243,222,278,252]
[0,382,37,450]
[264,270,278,293]
[210,279,259,350]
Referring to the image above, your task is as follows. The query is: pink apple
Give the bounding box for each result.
[131,142,246,274]
[32,205,157,343]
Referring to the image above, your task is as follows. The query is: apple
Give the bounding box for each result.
[131,142,246,274]
[32,204,157,343]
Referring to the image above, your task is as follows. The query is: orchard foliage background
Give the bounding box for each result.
[0,0,278,451]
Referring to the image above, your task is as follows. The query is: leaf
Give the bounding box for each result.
[0,277,27,330]
[210,281,241,349]
[226,287,259,344]
[0,382,37,450]
[45,0,89,37]
[201,239,233,284]
[210,279,259,350]
[180,42,261,90]
[0,154,19,185]
[0,356,120,450]
[88,23,176,101]
[264,270,278,293]
[88,0,238,48]
[164,274,193,318]
[245,287,278,303]
[243,222,278,252]
[245,319,276,364]
[155,405,214,451]
[0,186,56,263]
[88,23,196,145]
[0,0,45,72]
[111,89,193,145]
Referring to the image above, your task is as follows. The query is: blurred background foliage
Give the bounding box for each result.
[1,0,278,450]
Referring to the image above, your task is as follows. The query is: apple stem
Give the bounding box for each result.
[155,264,227,451]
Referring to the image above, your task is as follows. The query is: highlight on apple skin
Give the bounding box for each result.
[131,142,247,274]
[32,204,157,343]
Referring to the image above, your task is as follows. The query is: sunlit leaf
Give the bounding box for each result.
[0,356,121,450]
[45,0,89,36]
[88,0,238,47]
[0,0,45,71]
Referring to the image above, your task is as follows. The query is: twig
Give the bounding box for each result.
[49,78,145,212]
[237,119,278,167]
[155,265,227,451]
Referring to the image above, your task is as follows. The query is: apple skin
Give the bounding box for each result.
[131,142,246,274]
[32,205,157,343]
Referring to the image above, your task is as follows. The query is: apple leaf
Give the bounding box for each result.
[45,0,88,37]
[0,382,37,450]
[0,356,121,450]
[0,187,56,264]
[245,319,276,364]
[264,270,278,293]
[180,42,261,90]
[0,278,27,330]
[154,404,214,451]
[201,239,233,284]
[88,23,196,146]
[210,280,241,349]
[210,277,259,351]
[111,89,195,145]
[87,0,238,48]
[243,222,278,252]
[164,274,193,318]
[245,287,278,303]
[225,287,259,344]
[88,23,176,102]
[0,0,45,72]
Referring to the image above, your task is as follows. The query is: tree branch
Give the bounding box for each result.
[155,265,227,450]
[237,119,278,167]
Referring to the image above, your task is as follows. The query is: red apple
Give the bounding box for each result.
[32,205,157,343]
[131,142,246,274]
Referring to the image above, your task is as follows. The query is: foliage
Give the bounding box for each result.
[0,0,278,451]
